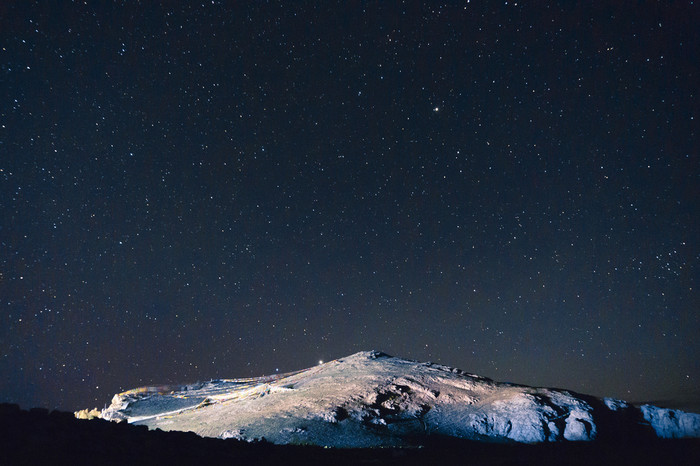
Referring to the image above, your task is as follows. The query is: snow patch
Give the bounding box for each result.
[640,405,700,439]
[603,398,629,411]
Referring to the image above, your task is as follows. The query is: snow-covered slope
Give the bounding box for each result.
[93,351,700,447]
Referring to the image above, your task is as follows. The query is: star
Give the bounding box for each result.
[1,0,696,414]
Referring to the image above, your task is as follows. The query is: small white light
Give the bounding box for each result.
[318,360,324,365]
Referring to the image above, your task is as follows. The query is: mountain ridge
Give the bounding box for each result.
[86,350,700,447]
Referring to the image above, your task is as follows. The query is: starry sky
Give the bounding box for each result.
[1,1,698,413]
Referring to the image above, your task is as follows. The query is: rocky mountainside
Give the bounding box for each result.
[92,351,700,447]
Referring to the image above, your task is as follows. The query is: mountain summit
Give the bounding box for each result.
[91,351,700,447]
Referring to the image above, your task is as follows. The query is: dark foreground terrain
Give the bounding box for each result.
[1,403,698,466]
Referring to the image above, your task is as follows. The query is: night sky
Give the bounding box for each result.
[1,1,698,413]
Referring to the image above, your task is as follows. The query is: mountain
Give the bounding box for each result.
[90,351,700,447]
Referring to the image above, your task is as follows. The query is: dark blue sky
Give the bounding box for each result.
[1,1,698,412]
